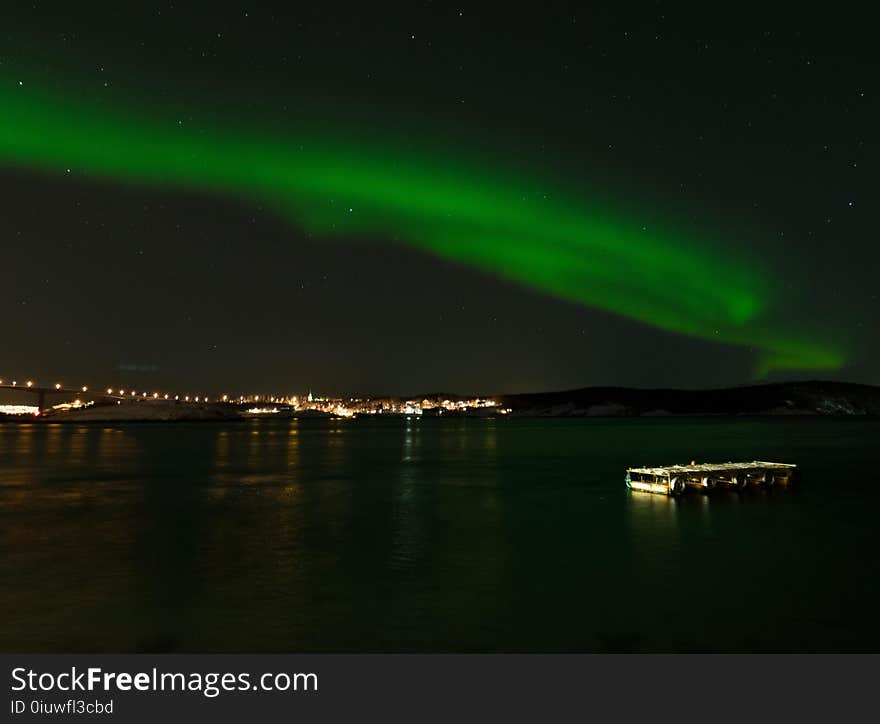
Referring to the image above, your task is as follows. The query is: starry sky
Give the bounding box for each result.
[1,2,877,396]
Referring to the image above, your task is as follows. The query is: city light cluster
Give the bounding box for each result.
[0,404,40,416]
[243,394,509,418]
[0,375,510,418]
[50,399,93,412]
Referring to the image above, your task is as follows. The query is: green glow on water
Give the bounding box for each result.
[0,84,845,373]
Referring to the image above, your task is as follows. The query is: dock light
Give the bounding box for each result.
[26,381,33,388]
[55,383,62,390]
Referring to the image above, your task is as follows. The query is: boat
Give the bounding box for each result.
[626,461,798,496]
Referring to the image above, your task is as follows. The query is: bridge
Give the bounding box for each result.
[0,377,280,414]
[0,380,125,413]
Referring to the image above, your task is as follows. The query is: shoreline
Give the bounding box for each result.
[2,411,878,424]
[2,380,879,423]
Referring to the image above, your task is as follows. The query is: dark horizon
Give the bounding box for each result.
[2,375,878,411]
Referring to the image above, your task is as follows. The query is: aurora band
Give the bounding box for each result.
[0,85,845,374]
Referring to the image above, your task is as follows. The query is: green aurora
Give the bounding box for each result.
[0,83,845,374]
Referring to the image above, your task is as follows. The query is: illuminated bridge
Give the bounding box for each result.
[0,380,120,414]
[0,377,250,414]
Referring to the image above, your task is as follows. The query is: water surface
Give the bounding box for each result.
[1,417,878,652]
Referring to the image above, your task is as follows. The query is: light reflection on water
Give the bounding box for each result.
[1,417,879,652]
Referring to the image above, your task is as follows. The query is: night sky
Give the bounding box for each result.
[1,2,877,396]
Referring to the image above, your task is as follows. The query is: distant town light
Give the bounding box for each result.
[0,404,40,416]
[51,399,91,412]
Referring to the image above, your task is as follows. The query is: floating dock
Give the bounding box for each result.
[626,461,798,496]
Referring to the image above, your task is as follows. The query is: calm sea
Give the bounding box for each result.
[1,417,878,652]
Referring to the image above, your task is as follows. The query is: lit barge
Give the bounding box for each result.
[626,461,798,496]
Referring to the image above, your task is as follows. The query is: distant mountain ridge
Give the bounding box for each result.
[499,381,880,417]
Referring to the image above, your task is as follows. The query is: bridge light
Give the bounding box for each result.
[55,383,62,390]
[82,386,88,392]
[107,388,113,394]
[153,393,158,398]
[164,394,169,400]
[26,381,33,388]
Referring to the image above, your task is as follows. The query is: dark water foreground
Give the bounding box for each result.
[1,417,878,652]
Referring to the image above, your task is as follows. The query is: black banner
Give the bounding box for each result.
[3,654,877,722]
